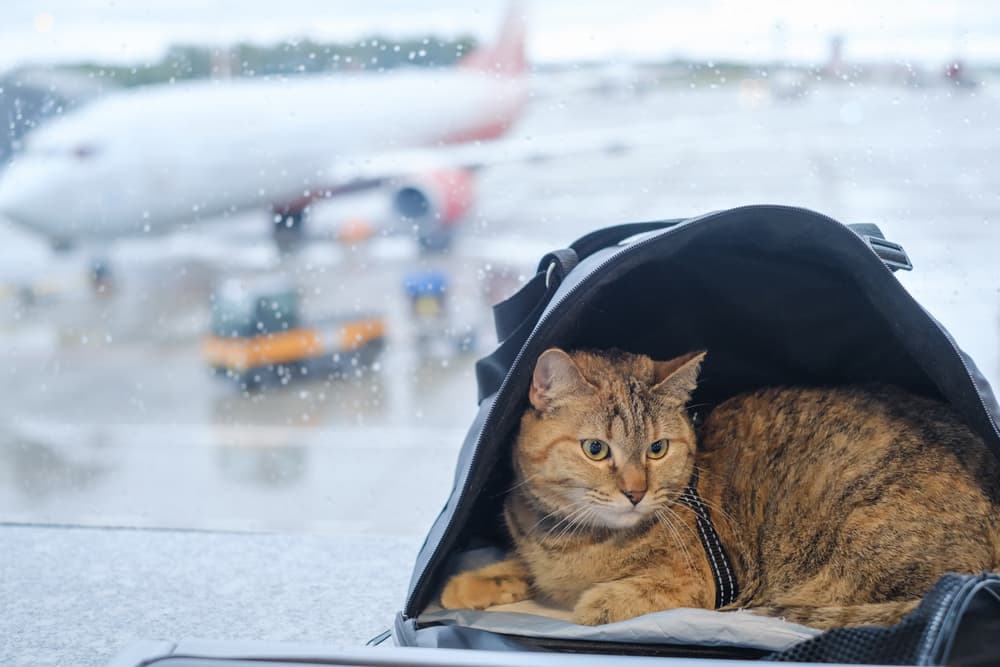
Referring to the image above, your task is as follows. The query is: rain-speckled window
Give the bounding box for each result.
[2,2,998,665]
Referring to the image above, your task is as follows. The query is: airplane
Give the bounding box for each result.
[0,3,532,254]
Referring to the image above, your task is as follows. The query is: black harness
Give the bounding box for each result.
[677,469,740,609]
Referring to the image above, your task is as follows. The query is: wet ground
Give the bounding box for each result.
[2,78,1000,665]
[3,81,999,535]
[0,231,505,534]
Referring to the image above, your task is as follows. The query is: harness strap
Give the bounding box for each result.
[677,470,740,609]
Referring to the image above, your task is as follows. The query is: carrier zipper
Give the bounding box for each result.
[917,576,970,665]
[404,205,1000,617]
[916,573,1000,665]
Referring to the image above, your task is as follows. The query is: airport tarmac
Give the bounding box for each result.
[1,81,999,536]
[2,79,1000,664]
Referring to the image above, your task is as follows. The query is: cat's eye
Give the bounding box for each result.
[581,439,610,461]
[648,439,669,459]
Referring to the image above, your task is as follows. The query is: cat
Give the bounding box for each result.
[440,348,1000,629]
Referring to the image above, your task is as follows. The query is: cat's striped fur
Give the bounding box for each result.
[441,348,1000,629]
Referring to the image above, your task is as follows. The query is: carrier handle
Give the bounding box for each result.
[492,220,685,344]
[483,218,911,400]
[490,249,582,348]
[569,218,687,260]
[492,220,910,345]
[571,219,911,271]
[482,220,688,401]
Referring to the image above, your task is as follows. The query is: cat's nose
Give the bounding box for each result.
[622,489,646,506]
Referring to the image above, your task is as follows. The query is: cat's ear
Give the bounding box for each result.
[652,351,706,404]
[530,348,595,411]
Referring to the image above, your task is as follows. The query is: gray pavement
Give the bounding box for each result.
[1,524,418,667]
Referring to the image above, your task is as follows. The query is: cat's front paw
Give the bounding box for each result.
[573,583,637,625]
[440,570,530,610]
[573,580,684,626]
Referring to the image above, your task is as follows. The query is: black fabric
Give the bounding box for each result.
[678,470,740,609]
[414,206,1000,616]
[942,585,1000,666]
[404,205,1000,665]
[480,250,578,401]
[478,220,685,402]
[766,574,1000,665]
[478,219,911,403]
[413,206,1000,615]
[492,273,547,344]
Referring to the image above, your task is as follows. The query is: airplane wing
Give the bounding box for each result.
[325,123,670,188]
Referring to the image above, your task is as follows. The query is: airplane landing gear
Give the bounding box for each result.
[50,238,75,253]
[90,256,114,295]
[272,208,306,254]
[415,222,455,254]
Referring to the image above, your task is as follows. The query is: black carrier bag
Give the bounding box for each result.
[392,205,1000,665]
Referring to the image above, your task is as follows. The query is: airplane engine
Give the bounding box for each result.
[391,168,475,251]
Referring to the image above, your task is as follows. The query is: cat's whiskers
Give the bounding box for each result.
[579,506,604,538]
[561,506,597,542]
[696,496,739,534]
[555,495,613,541]
[661,501,701,541]
[504,472,542,494]
[550,504,593,541]
[690,465,740,533]
[687,495,747,565]
[578,505,607,539]
[528,499,587,534]
[545,502,594,540]
[654,508,697,573]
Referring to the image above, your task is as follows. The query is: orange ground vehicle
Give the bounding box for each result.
[203,278,385,388]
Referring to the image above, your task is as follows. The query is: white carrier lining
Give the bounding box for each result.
[421,549,819,652]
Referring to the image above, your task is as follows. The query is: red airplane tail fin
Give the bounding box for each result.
[461,1,527,76]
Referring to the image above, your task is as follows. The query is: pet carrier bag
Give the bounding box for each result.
[390,204,1000,665]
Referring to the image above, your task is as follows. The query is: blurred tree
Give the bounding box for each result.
[54,35,478,88]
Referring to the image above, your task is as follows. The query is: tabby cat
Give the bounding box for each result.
[440,348,1000,629]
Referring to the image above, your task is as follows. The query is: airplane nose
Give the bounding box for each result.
[0,161,36,223]
[0,157,60,232]
[0,167,19,215]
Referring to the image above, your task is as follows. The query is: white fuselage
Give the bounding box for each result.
[0,68,526,243]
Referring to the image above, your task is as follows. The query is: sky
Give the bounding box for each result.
[2,1,1000,72]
